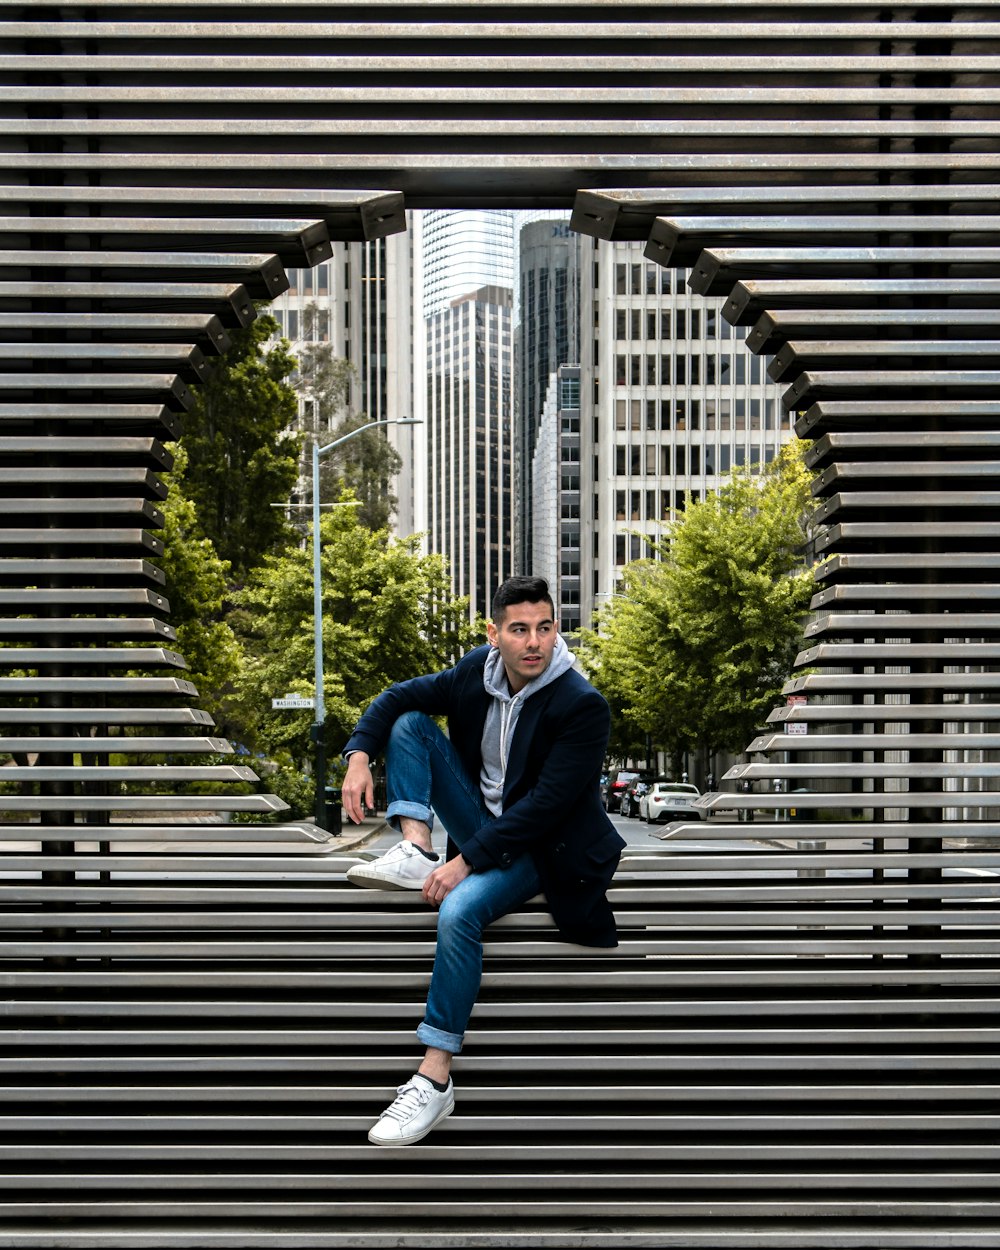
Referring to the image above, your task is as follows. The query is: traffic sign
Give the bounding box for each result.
[272,693,315,710]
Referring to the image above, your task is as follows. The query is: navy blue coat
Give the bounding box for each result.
[343,644,625,947]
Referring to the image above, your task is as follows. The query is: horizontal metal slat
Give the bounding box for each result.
[8,1082,996,1105]
[0,184,405,241]
[0,281,254,328]
[651,215,1000,268]
[4,1169,997,1194]
[2,1052,994,1079]
[0,1198,995,1222]
[690,249,1000,297]
[0,249,287,301]
[0,795,285,814]
[5,905,999,930]
[2,935,998,957]
[2,995,994,1021]
[4,18,993,40]
[573,184,1000,241]
[0,618,174,637]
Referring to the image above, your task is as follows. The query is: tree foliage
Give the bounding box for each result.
[580,441,818,764]
[158,443,243,728]
[181,312,301,579]
[230,501,479,769]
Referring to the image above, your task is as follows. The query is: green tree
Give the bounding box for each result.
[158,443,243,729]
[297,303,402,531]
[581,440,817,767]
[230,500,479,773]
[181,312,301,580]
[579,557,686,771]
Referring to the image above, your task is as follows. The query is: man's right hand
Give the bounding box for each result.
[341,752,374,825]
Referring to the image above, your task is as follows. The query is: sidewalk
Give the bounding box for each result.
[317,813,389,852]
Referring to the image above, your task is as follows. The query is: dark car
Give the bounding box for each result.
[620,777,653,818]
[605,768,652,814]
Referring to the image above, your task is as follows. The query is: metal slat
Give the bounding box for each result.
[0,250,287,301]
[0,185,405,242]
[650,215,1000,269]
[0,282,255,327]
[0,216,331,268]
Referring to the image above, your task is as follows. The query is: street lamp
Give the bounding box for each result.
[311,416,421,826]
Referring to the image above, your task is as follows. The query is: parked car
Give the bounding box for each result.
[604,768,650,814]
[619,777,653,818]
[639,780,704,823]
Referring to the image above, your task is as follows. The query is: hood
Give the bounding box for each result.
[482,633,575,702]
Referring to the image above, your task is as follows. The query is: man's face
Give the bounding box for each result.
[487,600,558,693]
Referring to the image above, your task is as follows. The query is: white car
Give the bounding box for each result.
[638,781,704,823]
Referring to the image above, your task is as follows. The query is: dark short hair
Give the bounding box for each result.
[491,575,555,624]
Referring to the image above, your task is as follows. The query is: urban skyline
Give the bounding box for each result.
[272,210,794,630]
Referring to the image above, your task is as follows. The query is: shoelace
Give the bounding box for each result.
[379,1080,431,1123]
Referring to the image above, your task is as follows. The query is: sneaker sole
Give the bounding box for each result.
[367,1100,454,1146]
[345,864,429,891]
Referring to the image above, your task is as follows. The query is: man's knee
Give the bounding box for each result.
[437,886,483,941]
[388,709,434,746]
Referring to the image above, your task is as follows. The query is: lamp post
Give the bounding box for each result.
[310,416,421,826]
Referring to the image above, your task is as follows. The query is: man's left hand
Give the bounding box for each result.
[422,855,472,906]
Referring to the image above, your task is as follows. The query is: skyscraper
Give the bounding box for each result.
[421,210,515,318]
[415,211,516,620]
[424,284,515,620]
[516,217,580,575]
[515,219,795,633]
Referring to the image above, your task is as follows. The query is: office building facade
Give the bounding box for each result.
[515,221,794,632]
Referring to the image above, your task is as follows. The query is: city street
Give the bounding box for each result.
[349,806,767,857]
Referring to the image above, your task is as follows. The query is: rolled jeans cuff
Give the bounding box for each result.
[416,1019,463,1055]
[385,799,435,834]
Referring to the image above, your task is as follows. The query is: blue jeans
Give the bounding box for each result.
[385,710,542,1055]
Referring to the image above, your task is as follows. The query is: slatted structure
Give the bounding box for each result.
[1,2,999,1247]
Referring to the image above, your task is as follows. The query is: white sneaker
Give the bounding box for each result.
[346,840,438,891]
[368,1073,454,1146]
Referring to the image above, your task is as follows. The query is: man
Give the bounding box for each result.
[341,575,624,1146]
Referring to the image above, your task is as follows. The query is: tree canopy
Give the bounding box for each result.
[157,443,242,730]
[230,500,479,767]
[180,312,301,580]
[580,440,818,768]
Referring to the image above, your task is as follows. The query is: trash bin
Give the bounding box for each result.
[324,786,343,835]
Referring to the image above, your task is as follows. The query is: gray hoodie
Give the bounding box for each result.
[479,634,575,816]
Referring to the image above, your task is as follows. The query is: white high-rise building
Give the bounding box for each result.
[421,210,515,318]
[415,211,516,620]
[424,284,515,621]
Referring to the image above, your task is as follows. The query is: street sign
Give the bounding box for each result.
[272,693,315,710]
[784,721,808,735]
